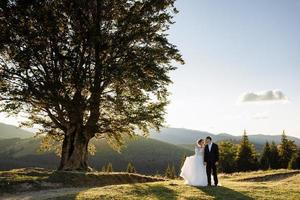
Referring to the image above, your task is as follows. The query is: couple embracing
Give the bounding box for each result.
[180,136,219,186]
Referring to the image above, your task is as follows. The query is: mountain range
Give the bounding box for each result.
[149,127,300,146]
[0,123,192,174]
[2,122,299,146]
[0,123,34,139]
[1,122,300,174]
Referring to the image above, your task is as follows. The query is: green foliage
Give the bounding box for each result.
[279,130,298,168]
[100,163,113,173]
[38,135,63,157]
[164,164,171,178]
[101,165,106,172]
[37,134,96,157]
[126,162,136,173]
[218,141,238,173]
[171,165,177,178]
[236,130,259,171]
[106,163,113,173]
[288,148,300,169]
[260,142,271,170]
[164,164,176,179]
[0,0,183,170]
[269,142,281,169]
[154,171,162,178]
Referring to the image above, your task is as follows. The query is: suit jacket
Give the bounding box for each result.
[204,143,219,163]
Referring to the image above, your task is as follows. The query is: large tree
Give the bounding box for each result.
[0,0,183,171]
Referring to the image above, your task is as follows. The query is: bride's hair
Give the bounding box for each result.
[197,139,203,146]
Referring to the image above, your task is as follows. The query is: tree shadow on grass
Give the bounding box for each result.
[196,186,254,200]
[130,184,178,200]
[64,184,178,200]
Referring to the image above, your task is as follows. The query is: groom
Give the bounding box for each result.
[204,136,219,186]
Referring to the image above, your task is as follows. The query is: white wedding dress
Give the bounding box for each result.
[180,146,208,186]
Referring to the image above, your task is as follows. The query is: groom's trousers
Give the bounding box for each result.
[206,161,218,186]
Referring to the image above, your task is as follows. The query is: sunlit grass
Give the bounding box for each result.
[48,171,300,200]
[0,168,165,194]
[1,168,300,200]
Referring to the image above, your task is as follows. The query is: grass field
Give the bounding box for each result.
[1,168,300,200]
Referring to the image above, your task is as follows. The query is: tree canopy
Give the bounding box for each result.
[218,141,238,173]
[0,0,183,170]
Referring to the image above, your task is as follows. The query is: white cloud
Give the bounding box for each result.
[238,90,289,103]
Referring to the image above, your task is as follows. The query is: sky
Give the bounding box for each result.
[165,0,300,137]
[1,0,300,137]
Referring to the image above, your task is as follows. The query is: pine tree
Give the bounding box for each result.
[165,164,172,179]
[218,141,238,173]
[279,130,298,168]
[236,130,258,171]
[101,165,106,172]
[260,142,271,170]
[269,142,281,169]
[126,162,136,173]
[106,163,113,173]
[288,148,300,169]
[171,165,177,179]
[154,171,161,178]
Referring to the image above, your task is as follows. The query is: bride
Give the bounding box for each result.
[180,139,209,186]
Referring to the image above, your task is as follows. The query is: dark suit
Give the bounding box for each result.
[204,143,219,186]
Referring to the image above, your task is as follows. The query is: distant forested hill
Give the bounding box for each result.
[1,123,299,146]
[0,136,192,175]
[1,123,300,174]
[0,123,35,139]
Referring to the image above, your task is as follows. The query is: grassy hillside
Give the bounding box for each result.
[1,168,300,200]
[67,170,300,200]
[0,168,165,194]
[0,136,193,175]
[57,173,300,200]
[0,123,35,139]
[90,136,193,174]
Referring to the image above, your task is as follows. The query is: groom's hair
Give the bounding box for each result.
[206,136,212,141]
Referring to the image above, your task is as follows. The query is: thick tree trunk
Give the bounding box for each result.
[58,127,90,171]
